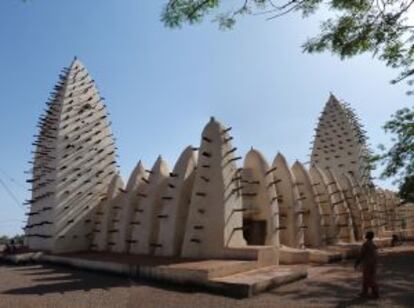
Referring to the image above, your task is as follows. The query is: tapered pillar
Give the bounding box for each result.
[154,146,198,257]
[309,164,337,244]
[291,161,323,247]
[242,148,280,247]
[338,173,364,241]
[129,156,170,255]
[93,174,124,251]
[113,161,148,253]
[181,117,247,259]
[324,168,355,243]
[268,153,304,249]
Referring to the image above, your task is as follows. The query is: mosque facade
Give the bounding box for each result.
[24,59,414,264]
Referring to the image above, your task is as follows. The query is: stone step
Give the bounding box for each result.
[208,265,307,298]
[1,253,307,298]
[279,246,309,264]
[152,259,259,282]
[307,248,342,264]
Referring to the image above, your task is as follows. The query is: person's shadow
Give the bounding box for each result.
[336,295,372,308]
[2,263,128,295]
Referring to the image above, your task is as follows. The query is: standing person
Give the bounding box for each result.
[354,231,379,298]
[9,239,16,254]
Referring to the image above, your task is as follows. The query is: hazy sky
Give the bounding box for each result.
[0,0,411,236]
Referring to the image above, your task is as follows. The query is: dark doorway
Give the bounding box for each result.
[243,219,267,245]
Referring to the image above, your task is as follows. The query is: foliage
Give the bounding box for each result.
[13,234,25,244]
[0,235,9,245]
[0,234,24,245]
[373,107,414,202]
[399,175,414,202]
[162,0,414,87]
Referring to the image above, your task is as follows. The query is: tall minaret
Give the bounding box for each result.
[310,94,372,187]
[25,58,117,253]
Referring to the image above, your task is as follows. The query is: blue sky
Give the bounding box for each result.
[0,0,411,236]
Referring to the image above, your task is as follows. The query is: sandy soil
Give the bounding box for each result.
[0,244,413,308]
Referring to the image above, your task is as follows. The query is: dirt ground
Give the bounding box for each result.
[0,244,413,308]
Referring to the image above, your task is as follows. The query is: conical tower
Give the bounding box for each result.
[25,58,117,252]
[181,117,247,258]
[310,95,372,188]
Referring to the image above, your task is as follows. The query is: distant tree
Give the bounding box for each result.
[0,235,9,245]
[0,234,24,245]
[12,234,25,245]
[373,107,414,203]
[399,175,414,202]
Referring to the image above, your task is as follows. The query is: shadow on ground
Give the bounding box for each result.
[0,262,208,297]
[1,248,413,307]
[1,263,129,295]
[266,250,414,307]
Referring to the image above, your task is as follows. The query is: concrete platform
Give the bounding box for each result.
[307,248,342,264]
[209,265,307,297]
[0,252,42,264]
[279,246,309,264]
[324,237,394,259]
[306,237,392,264]
[376,237,392,248]
[0,252,306,298]
[324,242,362,259]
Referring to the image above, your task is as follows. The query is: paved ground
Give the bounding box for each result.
[0,244,413,308]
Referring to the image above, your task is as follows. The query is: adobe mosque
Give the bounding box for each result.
[24,58,414,265]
